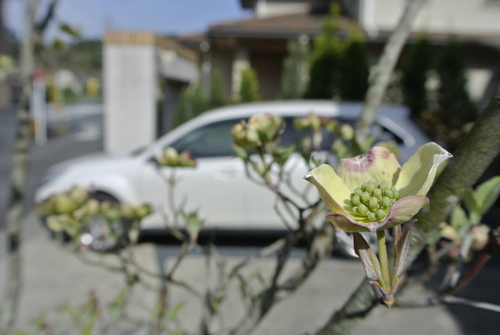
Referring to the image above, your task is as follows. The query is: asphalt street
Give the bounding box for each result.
[0,105,498,334]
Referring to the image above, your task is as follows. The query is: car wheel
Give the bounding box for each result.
[335,232,378,259]
[80,191,131,253]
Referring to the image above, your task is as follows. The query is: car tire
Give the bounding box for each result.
[81,191,131,253]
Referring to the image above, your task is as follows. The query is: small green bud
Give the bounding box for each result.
[361,183,368,191]
[373,188,382,200]
[391,187,399,200]
[358,204,369,216]
[379,181,389,192]
[354,188,363,197]
[351,194,361,206]
[231,121,261,149]
[376,209,387,220]
[365,182,375,193]
[340,124,354,140]
[362,192,371,203]
[381,196,392,208]
[367,212,377,222]
[384,189,394,199]
[369,197,379,211]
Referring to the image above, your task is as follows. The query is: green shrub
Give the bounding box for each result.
[281,37,310,99]
[209,69,226,108]
[401,36,432,117]
[436,39,476,128]
[339,33,369,101]
[239,68,260,102]
[174,84,208,128]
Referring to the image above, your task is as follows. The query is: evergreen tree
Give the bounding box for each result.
[174,83,208,127]
[209,69,226,108]
[281,37,310,99]
[303,2,341,99]
[339,32,369,101]
[436,39,476,128]
[239,68,260,102]
[401,36,432,117]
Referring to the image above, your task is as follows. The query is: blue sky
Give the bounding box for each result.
[4,0,252,40]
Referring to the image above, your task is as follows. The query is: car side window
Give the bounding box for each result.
[169,120,238,158]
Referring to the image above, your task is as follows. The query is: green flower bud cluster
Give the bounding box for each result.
[248,113,285,143]
[348,181,399,222]
[231,121,261,149]
[156,147,197,167]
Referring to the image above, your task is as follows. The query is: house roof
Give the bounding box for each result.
[104,31,198,62]
[207,12,358,40]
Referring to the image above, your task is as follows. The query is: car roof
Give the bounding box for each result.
[141,100,418,157]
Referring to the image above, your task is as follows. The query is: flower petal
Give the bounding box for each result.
[304,164,352,215]
[336,146,401,191]
[395,142,452,197]
[326,213,378,232]
[379,195,429,230]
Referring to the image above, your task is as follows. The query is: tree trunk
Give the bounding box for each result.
[355,0,427,142]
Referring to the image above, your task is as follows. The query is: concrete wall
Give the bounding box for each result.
[104,44,156,154]
[365,0,500,37]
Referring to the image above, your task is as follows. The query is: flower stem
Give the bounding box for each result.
[377,230,391,290]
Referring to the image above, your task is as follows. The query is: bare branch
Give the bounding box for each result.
[355,0,428,141]
[35,0,60,34]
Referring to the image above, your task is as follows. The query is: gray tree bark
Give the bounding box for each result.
[355,0,427,142]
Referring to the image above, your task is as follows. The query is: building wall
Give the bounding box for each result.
[104,44,156,154]
[368,0,500,37]
[250,52,285,100]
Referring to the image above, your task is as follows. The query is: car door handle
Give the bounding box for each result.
[214,168,243,180]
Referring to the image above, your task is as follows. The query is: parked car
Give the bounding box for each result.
[35,100,432,252]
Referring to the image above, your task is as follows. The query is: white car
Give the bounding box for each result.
[36,100,431,250]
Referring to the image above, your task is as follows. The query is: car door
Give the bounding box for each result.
[138,119,249,230]
[243,117,325,229]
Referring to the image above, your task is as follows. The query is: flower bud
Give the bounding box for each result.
[231,121,261,149]
[249,113,284,143]
[351,195,361,206]
[179,151,197,167]
[157,147,180,167]
[340,124,354,140]
[369,197,379,211]
[376,209,387,220]
[379,181,389,192]
[53,194,78,214]
[353,188,363,197]
[357,204,369,216]
[381,196,392,208]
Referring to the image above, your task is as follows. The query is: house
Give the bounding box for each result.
[180,0,500,106]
